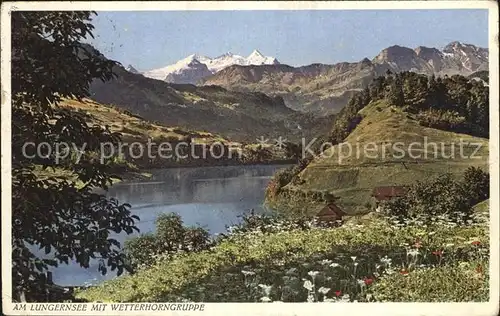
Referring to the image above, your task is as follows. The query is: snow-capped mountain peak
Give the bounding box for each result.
[125,64,140,74]
[247,49,278,65]
[142,49,280,84]
[248,49,264,58]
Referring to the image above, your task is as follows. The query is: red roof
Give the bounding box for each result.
[372,186,408,200]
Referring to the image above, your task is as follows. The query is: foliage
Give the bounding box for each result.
[76,214,489,302]
[11,11,140,301]
[462,166,490,207]
[416,108,467,131]
[124,214,212,271]
[371,261,488,302]
[382,168,489,223]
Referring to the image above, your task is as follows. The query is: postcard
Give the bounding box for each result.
[1,1,499,315]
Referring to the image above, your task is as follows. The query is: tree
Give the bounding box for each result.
[124,214,211,270]
[461,167,489,207]
[11,11,139,301]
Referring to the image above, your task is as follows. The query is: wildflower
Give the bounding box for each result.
[432,250,443,257]
[458,261,469,268]
[307,292,315,303]
[363,277,374,286]
[303,280,314,291]
[354,262,359,267]
[308,270,319,278]
[320,259,333,265]
[330,262,340,268]
[471,241,481,246]
[351,256,357,262]
[241,270,255,276]
[407,249,419,257]
[260,296,271,302]
[380,256,392,266]
[334,290,342,297]
[318,287,331,295]
[400,269,409,275]
[258,284,272,296]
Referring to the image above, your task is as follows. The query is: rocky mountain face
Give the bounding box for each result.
[202,41,488,115]
[140,50,279,84]
[373,41,488,75]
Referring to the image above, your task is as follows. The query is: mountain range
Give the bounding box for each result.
[131,41,487,115]
[82,41,487,142]
[139,50,279,84]
[202,41,488,115]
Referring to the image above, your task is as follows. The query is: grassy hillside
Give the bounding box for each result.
[60,98,228,144]
[269,100,489,215]
[59,98,297,168]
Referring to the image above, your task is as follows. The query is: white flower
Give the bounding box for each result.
[458,261,470,268]
[366,294,373,301]
[320,259,333,265]
[258,284,272,295]
[380,256,392,266]
[354,262,359,267]
[241,270,255,276]
[303,280,314,291]
[318,287,330,295]
[407,249,419,257]
[260,296,271,302]
[341,294,350,302]
[308,270,320,278]
[330,262,340,268]
[351,256,357,262]
[307,292,315,302]
[357,279,365,287]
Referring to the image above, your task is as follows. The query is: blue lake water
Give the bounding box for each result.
[43,164,289,286]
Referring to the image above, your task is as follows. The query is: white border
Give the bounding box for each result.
[1,1,499,315]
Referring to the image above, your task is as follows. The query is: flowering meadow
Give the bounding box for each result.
[76,208,489,303]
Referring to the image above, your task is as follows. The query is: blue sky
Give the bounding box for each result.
[86,10,489,71]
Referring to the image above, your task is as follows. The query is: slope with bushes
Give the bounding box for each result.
[265,72,489,215]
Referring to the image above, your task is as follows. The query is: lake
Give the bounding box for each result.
[45,164,289,286]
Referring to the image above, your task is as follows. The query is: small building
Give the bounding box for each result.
[371,186,408,202]
[315,203,347,225]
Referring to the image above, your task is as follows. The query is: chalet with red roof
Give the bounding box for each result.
[371,186,408,202]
